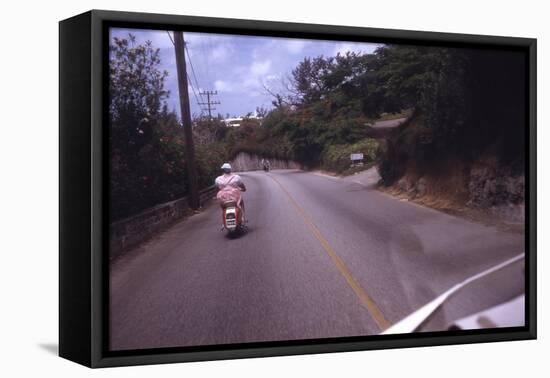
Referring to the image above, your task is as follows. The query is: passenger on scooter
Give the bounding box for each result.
[215,163,246,217]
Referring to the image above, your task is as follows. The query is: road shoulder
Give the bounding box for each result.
[309,166,524,233]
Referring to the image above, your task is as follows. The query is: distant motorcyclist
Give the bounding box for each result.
[261,158,271,172]
[215,163,246,217]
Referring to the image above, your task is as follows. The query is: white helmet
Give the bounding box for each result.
[221,163,232,170]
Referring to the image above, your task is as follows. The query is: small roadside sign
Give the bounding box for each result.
[350,153,364,161]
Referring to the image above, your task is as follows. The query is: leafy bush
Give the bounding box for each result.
[109,35,189,221]
[195,142,230,189]
[321,138,380,173]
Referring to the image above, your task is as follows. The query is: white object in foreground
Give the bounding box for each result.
[382,253,525,335]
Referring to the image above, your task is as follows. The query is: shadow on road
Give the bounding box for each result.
[225,225,252,240]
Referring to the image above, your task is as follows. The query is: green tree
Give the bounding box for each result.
[109,35,187,220]
[290,56,334,104]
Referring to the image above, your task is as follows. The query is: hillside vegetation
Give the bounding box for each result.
[254,44,526,213]
[109,34,526,221]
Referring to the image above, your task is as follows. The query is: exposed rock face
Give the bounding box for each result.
[396,177,410,192]
[467,161,525,223]
[389,157,524,223]
[416,177,428,198]
[468,162,524,208]
[396,176,427,199]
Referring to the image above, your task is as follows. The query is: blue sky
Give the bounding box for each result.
[110,28,380,119]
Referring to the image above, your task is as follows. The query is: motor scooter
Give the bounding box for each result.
[221,200,246,235]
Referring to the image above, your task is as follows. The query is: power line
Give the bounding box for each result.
[167,31,224,120]
[184,43,204,103]
[166,31,175,46]
[187,75,205,117]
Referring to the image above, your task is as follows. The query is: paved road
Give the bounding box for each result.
[110,169,524,351]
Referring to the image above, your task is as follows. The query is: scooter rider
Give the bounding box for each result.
[261,158,271,171]
[215,163,246,219]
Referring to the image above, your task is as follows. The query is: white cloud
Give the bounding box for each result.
[285,40,307,54]
[210,44,233,62]
[185,33,237,62]
[250,60,272,76]
[214,80,232,92]
[228,59,274,97]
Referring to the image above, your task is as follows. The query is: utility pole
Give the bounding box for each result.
[198,90,221,119]
[173,31,200,209]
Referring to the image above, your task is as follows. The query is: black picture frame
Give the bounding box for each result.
[59,9,537,368]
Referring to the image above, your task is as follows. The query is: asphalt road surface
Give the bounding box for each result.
[110,169,525,351]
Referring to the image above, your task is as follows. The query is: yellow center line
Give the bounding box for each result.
[268,174,390,331]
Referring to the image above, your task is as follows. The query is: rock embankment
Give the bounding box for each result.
[467,159,524,222]
[389,157,524,223]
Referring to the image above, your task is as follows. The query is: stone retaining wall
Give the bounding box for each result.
[230,152,300,172]
[110,185,217,259]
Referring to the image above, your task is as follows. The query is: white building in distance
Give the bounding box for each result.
[222,114,263,127]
